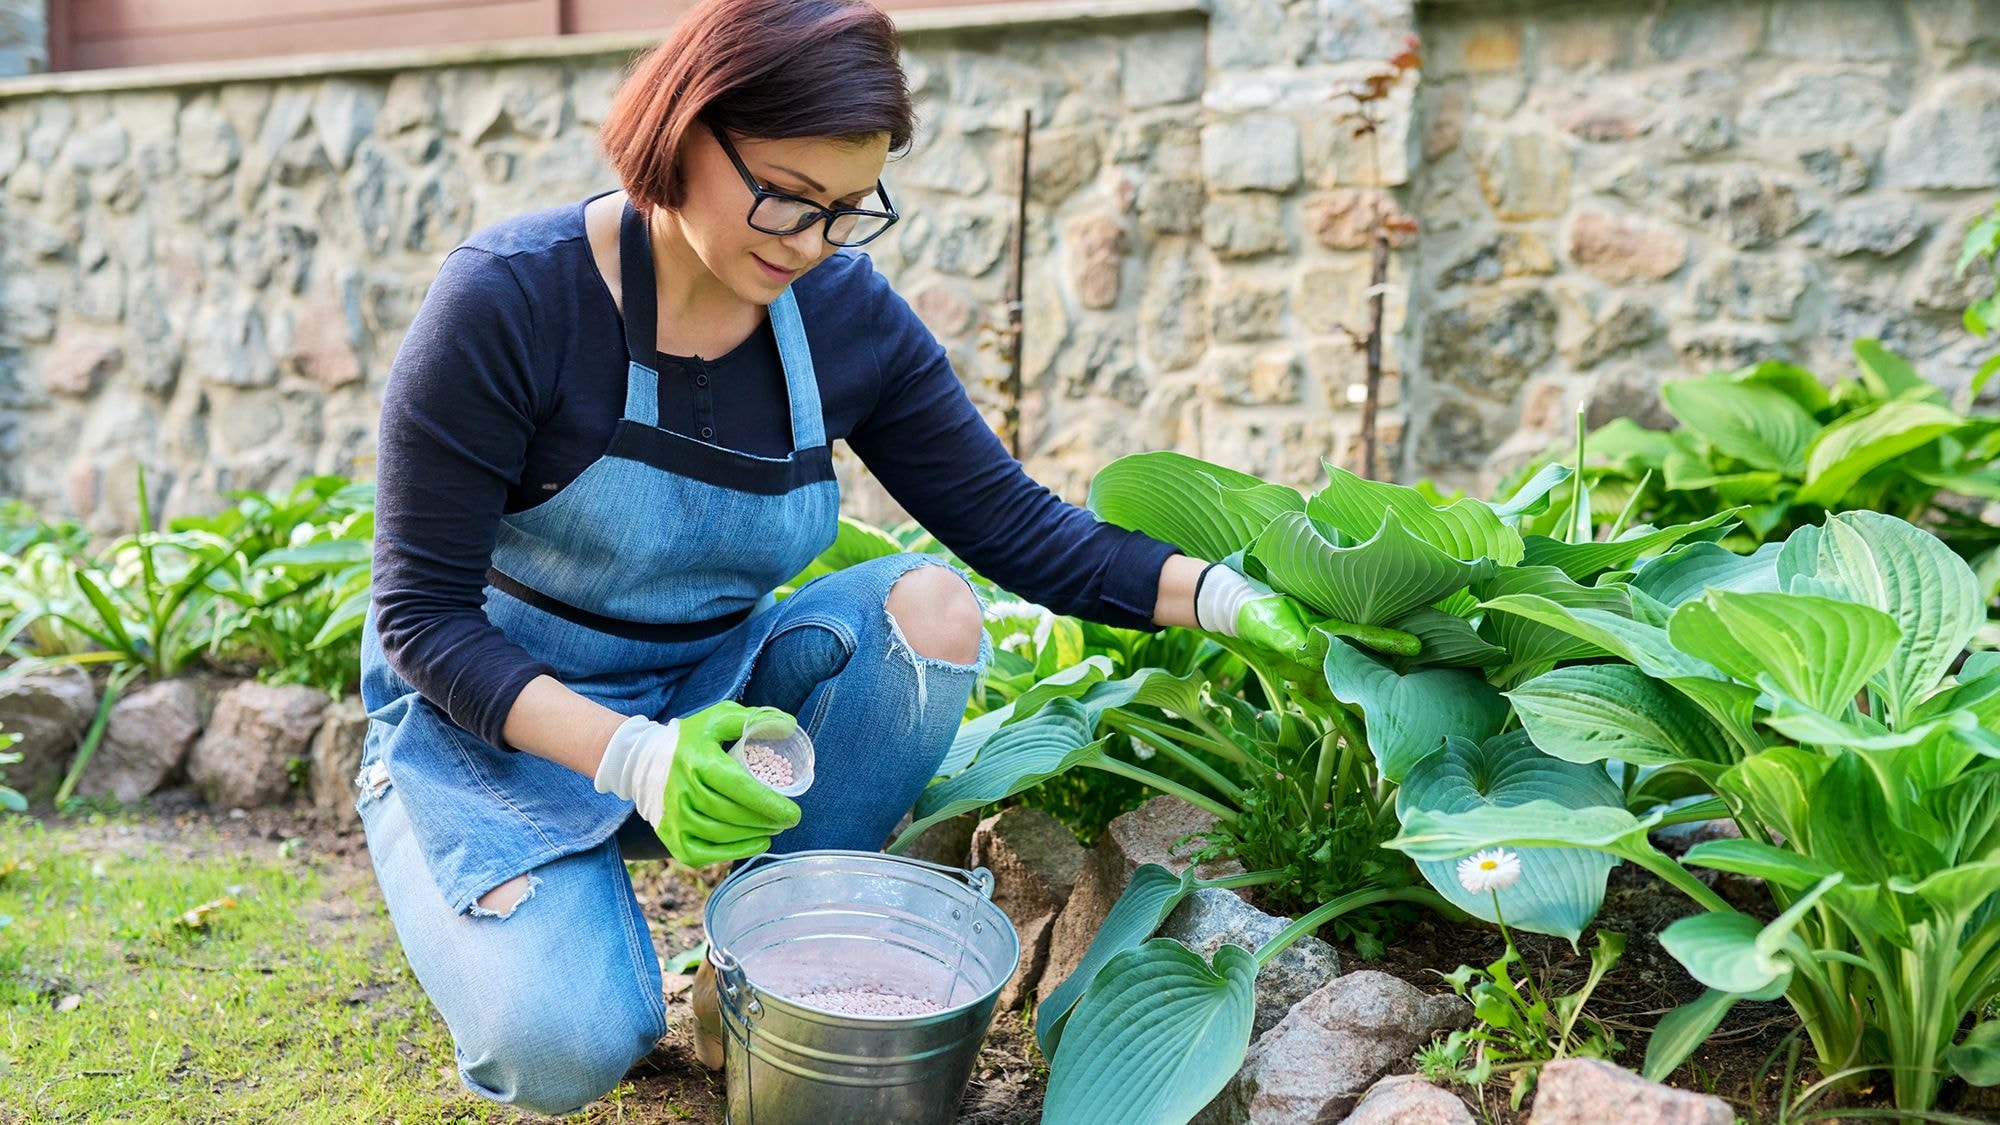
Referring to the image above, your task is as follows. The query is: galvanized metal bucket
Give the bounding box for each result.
[701,849,1020,1125]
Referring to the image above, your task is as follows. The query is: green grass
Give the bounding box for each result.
[0,813,544,1123]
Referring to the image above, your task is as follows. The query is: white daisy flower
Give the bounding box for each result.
[1456,848,1522,894]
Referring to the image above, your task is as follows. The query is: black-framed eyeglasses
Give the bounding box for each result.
[709,123,899,247]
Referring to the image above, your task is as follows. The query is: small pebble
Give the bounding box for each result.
[793,988,942,1017]
[740,744,795,788]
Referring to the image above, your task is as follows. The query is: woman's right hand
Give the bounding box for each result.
[593,701,803,865]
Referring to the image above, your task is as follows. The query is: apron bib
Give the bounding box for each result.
[359,200,841,914]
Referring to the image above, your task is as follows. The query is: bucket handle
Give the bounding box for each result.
[708,848,998,1016]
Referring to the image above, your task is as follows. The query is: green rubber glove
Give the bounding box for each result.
[1194,562,1328,682]
[594,700,803,866]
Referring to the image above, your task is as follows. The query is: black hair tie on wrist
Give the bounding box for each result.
[1193,561,1221,628]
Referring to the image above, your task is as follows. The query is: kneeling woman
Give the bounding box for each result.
[355,0,1311,1114]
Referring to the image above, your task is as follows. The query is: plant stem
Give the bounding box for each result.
[1253,885,1454,969]
[1606,468,1655,541]
[1087,758,1240,824]
[1310,731,1338,829]
[1201,870,1287,893]
[1112,710,1250,766]
[1102,714,1247,804]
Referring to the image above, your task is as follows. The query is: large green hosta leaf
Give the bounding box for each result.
[1388,606,1508,669]
[1307,464,1524,564]
[1395,732,1624,941]
[1389,800,1665,862]
[1255,510,1495,627]
[891,698,1107,847]
[1668,590,1899,716]
[1780,513,1983,722]
[937,656,1115,778]
[1036,863,1203,1055]
[1042,940,1257,1125]
[1509,665,1735,770]
[1659,875,1839,995]
[1629,540,1783,608]
[1797,401,1961,508]
[1088,451,1304,562]
[1323,637,1508,782]
[1473,567,1625,681]
[1520,508,1742,582]
[1661,377,1820,473]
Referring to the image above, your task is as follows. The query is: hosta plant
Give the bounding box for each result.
[1502,342,2000,563]
[902,448,1740,1125]
[1392,510,2000,1114]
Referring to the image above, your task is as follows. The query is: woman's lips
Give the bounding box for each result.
[753,254,798,283]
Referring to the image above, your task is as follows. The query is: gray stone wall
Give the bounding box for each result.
[0,0,44,79]
[0,1,1420,532]
[4,0,1998,533]
[1406,0,2000,490]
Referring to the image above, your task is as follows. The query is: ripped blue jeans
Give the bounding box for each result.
[354,555,989,1117]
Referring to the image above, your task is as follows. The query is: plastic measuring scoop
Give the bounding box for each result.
[728,711,815,798]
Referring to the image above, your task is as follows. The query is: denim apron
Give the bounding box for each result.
[358,200,841,915]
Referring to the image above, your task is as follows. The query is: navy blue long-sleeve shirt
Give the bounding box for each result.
[372,192,1181,751]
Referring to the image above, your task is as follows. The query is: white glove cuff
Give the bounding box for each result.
[595,714,678,826]
[1194,563,1257,636]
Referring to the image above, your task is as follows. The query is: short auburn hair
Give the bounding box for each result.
[600,0,916,214]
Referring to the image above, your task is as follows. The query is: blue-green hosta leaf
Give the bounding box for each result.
[1887,859,2000,925]
[1473,567,1627,679]
[1796,401,1962,508]
[1736,359,1834,414]
[1668,590,1899,715]
[1764,690,2000,756]
[1643,989,1743,1082]
[1661,377,1820,473]
[1036,864,1201,1056]
[1395,732,1625,942]
[1681,839,1838,890]
[1390,799,1665,862]
[1478,592,1711,682]
[1387,606,1508,669]
[1493,462,1574,524]
[1805,752,1945,885]
[1307,463,1525,564]
[1088,451,1304,562]
[1778,512,1983,721]
[1521,508,1743,583]
[1659,874,1839,996]
[1629,540,1783,608]
[1078,666,1210,725]
[1323,637,1508,782]
[1509,665,1735,770]
[1948,1021,2000,1087]
[937,656,1116,778]
[1042,941,1257,1125]
[893,698,1107,846]
[1255,510,1495,627]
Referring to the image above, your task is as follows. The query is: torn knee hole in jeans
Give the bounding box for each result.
[884,607,985,718]
[354,760,392,807]
[469,873,541,920]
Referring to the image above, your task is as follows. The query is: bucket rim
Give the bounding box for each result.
[699,848,1020,1021]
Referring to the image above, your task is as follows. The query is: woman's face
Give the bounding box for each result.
[670,125,891,304]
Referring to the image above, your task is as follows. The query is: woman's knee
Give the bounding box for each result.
[455,992,661,1115]
[886,562,983,666]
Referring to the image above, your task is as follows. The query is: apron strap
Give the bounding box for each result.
[619,200,662,426]
[768,289,826,450]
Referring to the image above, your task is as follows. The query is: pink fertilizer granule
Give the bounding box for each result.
[740,744,794,788]
[794,988,943,1017]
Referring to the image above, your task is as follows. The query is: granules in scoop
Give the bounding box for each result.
[793,988,942,1017]
[739,743,795,788]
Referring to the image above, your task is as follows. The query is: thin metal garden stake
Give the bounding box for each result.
[1003,109,1031,461]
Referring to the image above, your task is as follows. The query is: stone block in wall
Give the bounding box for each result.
[1565,209,1688,283]
[1210,277,1288,343]
[1207,348,1301,406]
[1202,116,1301,194]
[1646,0,1765,62]
[1658,167,1818,250]
[1475,130,1571,221]
[1798,143,1872,195]
[1883,74,2000,191]
[1304,189,1413,252]
[1688,255,1815,322]
[1743,70,1904,141]
[1573,299,1664,370]
[1419,398,1490,473]
[1203,194,1290,260]
[1811,199,1930,258]
[930,211,1010,278]
[1297,261,1370,335]
[1422,290,1557,403]
[1675,325,1796,372]
[1137,176,1203,236]
[1063,213,1126,310]
[1141,242,1210,370]
[1768,0,1916,62]
[1120,28,1204,109]
[43,334,124,398]
[1586,366,1677,432]
[1437,232,1555,288]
